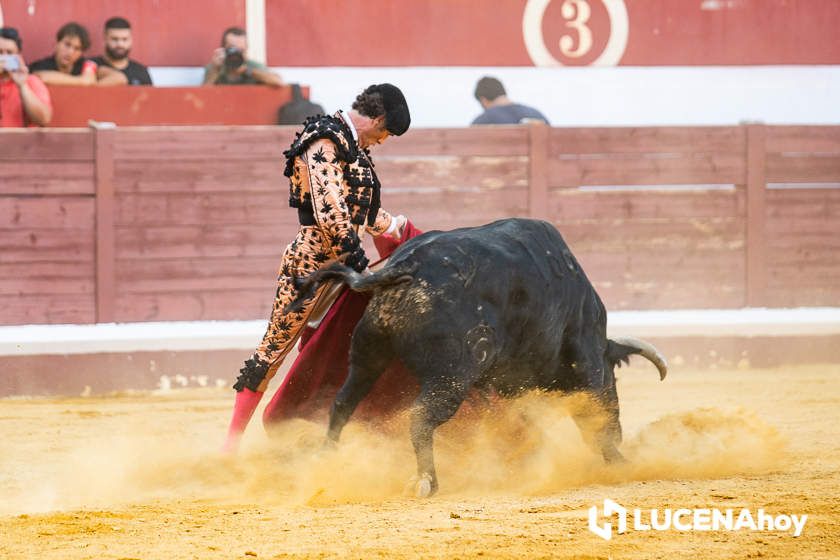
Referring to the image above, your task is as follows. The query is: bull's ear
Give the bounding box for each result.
[605,339,638,369]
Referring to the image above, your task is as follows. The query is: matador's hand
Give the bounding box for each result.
[393,214,407,240]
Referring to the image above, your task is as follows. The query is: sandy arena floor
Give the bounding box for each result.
[1,363,839,559]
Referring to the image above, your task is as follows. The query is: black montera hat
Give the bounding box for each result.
[372,83,411,136]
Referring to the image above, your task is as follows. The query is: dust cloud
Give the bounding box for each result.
[0,391,787,514]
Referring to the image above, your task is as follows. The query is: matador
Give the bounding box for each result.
[222,83,411,452]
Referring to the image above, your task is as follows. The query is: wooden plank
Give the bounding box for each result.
[112,127,296,160]
[745,123,767,307]
[528,122,549,220]
[594,281,744,310]
[765,126,840,153]
[117,274,275,294]
[0,229,95,263]
[114,290,273,322]
[116,256,280,293]
[578,247,745,271]
[579,256,745,299]
[116,193,299,226]
[549,218,744,251]
[0,197,94,228]
[762,286,840,308]
[380,188,530,225]
[113,159,285,194]
[765,222,840,239]
[768,263,840,283]
[116,127,289,158]
[375,156,527,189]
[765,190,840,264]
[547,188,745,220]
[114,127,530,160]
[765,154,840,183]
[767,243,840,264]
[375,127,530,157]
[0,294,95,325]
[766,187,840,218]
[95,128,117,323]
[549,126,744,155]
[0,277,94,296]
[0,261,93,280]
[583,243,746,310]
[0,129,93,160]
[115,224,297,259]
[547,152,745,187]
[0,161,96,195]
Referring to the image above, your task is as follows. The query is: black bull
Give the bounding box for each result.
[289,218,667,497]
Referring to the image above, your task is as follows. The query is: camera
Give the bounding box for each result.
[223,47,245,70]
[0,54,20,72]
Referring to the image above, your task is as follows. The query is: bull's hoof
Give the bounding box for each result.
[412,473,438,498]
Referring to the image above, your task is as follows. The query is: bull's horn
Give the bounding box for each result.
[612,337,668,381]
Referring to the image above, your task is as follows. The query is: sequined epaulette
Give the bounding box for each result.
[283,114,357,180]
[284,113,382,227]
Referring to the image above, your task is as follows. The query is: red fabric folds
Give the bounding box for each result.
[262,221,424,427]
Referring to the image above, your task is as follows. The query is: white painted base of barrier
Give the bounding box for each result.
[1,308,838,357]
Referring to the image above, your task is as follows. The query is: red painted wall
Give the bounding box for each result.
[45,85,298,127]
[2,0,839,68]
[3,0,244,67]
[266,0,840,66]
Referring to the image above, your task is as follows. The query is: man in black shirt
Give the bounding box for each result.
[91,17,152,86]
[471,76,549,126]
[29,22,97,85]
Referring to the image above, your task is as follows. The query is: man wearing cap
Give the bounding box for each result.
[222,83,412,452]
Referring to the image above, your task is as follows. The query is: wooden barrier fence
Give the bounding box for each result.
[1,124,838,326]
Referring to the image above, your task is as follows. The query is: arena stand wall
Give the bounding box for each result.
[1,123,839,395]
[3,123,839,325]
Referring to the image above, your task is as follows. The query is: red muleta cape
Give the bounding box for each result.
[261,221,424,427]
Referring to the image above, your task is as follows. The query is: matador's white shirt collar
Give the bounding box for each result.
[337,110,359,143]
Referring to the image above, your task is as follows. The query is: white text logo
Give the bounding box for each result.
[588,499,807,541]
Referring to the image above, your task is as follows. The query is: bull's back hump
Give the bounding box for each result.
[391,218,568,268]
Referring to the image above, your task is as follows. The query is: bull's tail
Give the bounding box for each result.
[285,262,416,314]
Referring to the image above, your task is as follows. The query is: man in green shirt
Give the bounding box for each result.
[203,27,283,86]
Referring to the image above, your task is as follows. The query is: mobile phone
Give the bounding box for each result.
[0,54,20,72]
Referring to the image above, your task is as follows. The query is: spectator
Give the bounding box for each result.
[91,17,152,86]
[29,22,97,86]
[0,27,52,127]
[203,26,282,86]
[471,76,549,125]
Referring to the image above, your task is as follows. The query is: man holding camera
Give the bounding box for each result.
[0,27,52,127]
[202,27,282,86]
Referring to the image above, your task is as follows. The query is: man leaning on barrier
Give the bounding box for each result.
[29,22,98,86]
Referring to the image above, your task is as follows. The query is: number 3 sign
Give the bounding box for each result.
[523,0,629,66]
